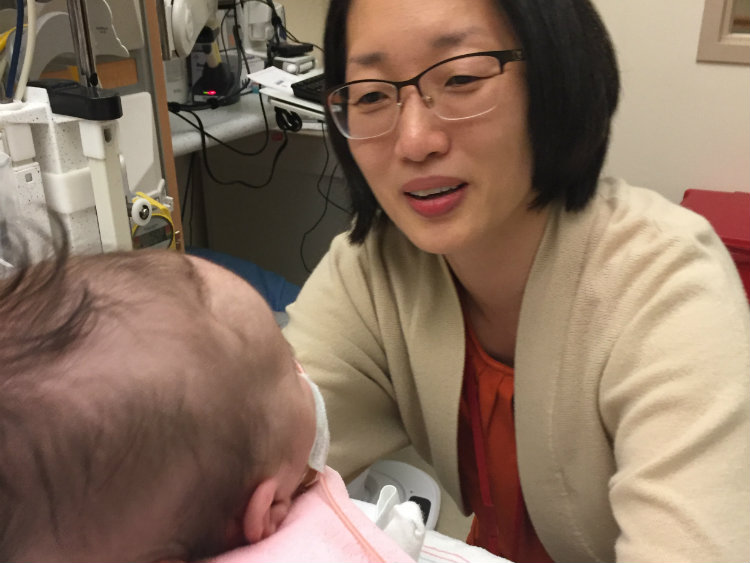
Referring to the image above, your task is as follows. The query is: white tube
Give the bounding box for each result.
[14,0,37,102]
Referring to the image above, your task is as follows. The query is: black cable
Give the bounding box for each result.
[299,123,352,271]
[258,0,321,52]
[234,2,251,74]
[232,3,254,75]
[181,152,195,226]
[263,0,284,43]
[314,121,331,199]
[189,153,197,247]
[230,0,257,76]
[219,1,323,60]
[219,9,230,52]
[213,10,244,102]
[230,1,262,100]
[317,124,350,214]
[274,107,302,132]
[259,0,323,67]
[169,80,249,112]
[281,28,323,55]
[180,107,288,189]
[5,0,24,98]
[169,95,270,156]
[217,8,246,100]
[181,153,197,246]
[300,163,339,273]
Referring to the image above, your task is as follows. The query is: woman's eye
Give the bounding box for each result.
[355,91,390,105]
[445,74,481,87]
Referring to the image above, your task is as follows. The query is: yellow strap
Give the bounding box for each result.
[0,25,28,52]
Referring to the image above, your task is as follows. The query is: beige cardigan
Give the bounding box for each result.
[284,178,750,562]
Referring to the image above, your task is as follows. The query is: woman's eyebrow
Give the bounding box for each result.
[432,29,477,49]
[347,51,385,68]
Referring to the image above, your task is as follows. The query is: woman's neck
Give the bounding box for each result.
[446,206,549,364]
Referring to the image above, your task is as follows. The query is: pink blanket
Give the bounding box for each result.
[209,467,416,563]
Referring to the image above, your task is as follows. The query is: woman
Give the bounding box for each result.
[283,0,750,561]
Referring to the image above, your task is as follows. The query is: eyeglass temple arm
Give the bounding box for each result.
[497,49,526,70]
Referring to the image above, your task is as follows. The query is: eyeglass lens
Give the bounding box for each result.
[328,54,504,139]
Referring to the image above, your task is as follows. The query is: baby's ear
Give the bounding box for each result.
[242,478,290,543]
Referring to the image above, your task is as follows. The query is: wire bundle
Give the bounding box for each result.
[1,0,37,101]
[171,1,347,272]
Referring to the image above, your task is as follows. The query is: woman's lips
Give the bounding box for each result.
[402,177,468,218]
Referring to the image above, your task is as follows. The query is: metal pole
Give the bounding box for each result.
[154,0,171,60]
[66,0,99,87]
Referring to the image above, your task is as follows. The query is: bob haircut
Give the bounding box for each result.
[323,0,620,244]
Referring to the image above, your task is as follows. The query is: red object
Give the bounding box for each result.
[458,321,553,563]
[681,189,750,298]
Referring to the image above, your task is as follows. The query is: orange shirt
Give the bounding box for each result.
[458,321,554,563]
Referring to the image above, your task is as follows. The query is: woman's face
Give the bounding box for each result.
[345,0,536,258]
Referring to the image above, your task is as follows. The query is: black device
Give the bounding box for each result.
[274,41,313,57]
[191,59,236,102]
[27,79,122,120]
[189,25,239,104]
[291,73,326,105]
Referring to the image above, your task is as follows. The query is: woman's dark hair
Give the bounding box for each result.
[323,0,620,244]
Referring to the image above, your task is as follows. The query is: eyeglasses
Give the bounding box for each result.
[326,50,525,140]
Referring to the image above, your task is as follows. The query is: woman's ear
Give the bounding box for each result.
[242,478,291,543]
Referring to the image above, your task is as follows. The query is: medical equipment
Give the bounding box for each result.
[0,0,224,262]
[0,84,134,256]
[347,459,442,531]
[131,191,176,249]
[272,53,315,75]
[188,29,238,104]
[162,0,219,60]
[349,464,510,563]
[242,0,286,57]
[235,1,314,73]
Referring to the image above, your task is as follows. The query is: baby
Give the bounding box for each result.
[0,233,330,562]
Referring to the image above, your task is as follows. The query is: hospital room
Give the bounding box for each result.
[0,0,748,561]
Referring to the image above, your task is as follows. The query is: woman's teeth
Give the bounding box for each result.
[408,184,464,199]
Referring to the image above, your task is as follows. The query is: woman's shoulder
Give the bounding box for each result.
[586,177,716,242]
[530,177,743,315]
[546,177,727,271]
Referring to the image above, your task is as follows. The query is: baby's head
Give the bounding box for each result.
[0,246,320,562]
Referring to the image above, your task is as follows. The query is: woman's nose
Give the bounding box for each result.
[393,87,450,162]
